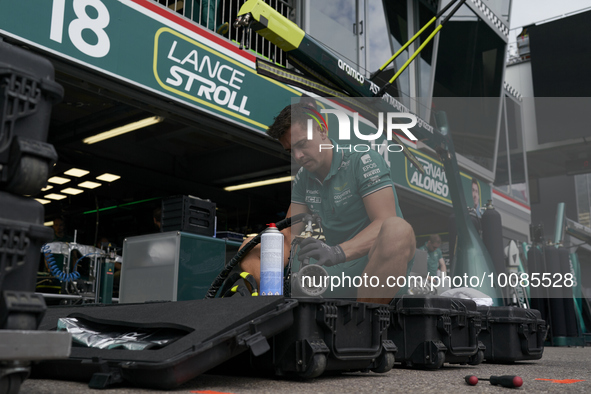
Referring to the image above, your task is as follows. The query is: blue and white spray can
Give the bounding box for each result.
[260,223,284,296]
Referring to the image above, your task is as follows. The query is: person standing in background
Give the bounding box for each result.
[52,216,73,243]
[43,216,74,272]
[419,234,447,279]
[153,207,162,231]
[471,178,482,218]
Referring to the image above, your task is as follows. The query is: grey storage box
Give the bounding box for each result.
[120,232,235,303]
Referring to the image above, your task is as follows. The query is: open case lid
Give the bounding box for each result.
[34,296,298,389]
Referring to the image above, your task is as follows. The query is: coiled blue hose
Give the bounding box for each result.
[42,244,99,282]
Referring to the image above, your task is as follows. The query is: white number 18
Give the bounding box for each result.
[50,0,111,58]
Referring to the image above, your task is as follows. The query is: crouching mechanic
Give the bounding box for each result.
[240,103,416,304]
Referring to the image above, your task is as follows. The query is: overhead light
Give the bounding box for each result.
[224,175,293,191]
[41,185,53,191]
[48,176,70,185]
[96,173,121,182]
[45,193,67,200]
[83,116,164,144]
[35,198,51,205]
[64,168,89,177]
[62,188,84,195]
[78,181,101,189]
[44,221,54,226]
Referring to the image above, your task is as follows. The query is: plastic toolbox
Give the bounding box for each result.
[389,295,484,368]
[0,192,53,297]
[477,306,547,363]
[0,40,61,195]
[32,296,297,390]
[225,298,397,378]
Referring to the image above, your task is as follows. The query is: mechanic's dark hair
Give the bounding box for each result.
[267,102,320,140]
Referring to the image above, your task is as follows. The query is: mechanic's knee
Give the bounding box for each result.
[238,236,259,274]
[240,236,254,249]
[379,217,416,259]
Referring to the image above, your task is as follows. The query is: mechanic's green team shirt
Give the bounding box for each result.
[292,148,403,245]
[291,146,404,296]
[419,241,443,276]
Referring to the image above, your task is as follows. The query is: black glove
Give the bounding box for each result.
[298,238,346,267]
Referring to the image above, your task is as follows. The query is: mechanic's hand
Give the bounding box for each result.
[298,238,346,267]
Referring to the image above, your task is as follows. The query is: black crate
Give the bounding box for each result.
[477,306,547,363]
[215,231,244,241]
[161,195,216,236]
[389,295,485,369]
[0,40,62,195]
[0,192,53,295]
[235,298,397,378]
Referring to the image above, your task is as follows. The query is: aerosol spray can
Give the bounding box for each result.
[260,223,284,296]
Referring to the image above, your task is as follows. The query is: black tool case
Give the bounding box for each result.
[477,306,547,363]
[223,298,397,378]
[161,195,216,236]
[0,40,62,196]
[31,296,297,390]
[0,193,54,296]
[389,295,485,369]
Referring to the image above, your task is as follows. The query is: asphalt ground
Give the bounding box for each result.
[22,347,590,393]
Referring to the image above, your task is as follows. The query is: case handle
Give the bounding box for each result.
[519,322,546,356]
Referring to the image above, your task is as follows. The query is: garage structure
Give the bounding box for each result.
[0,0,526,256]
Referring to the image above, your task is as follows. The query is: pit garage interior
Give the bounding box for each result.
[43,66,294,245]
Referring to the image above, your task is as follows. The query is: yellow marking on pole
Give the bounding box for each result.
[389,24,443,84]
[378,16,437,72]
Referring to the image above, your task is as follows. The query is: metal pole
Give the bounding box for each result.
[554,202,565,245]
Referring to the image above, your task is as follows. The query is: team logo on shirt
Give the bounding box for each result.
[334,182,348,192]
[366,176,381,187]
[362,163,377,172]
[334,188,352,202]
[338,160,351,171]
[363,169,381,178]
